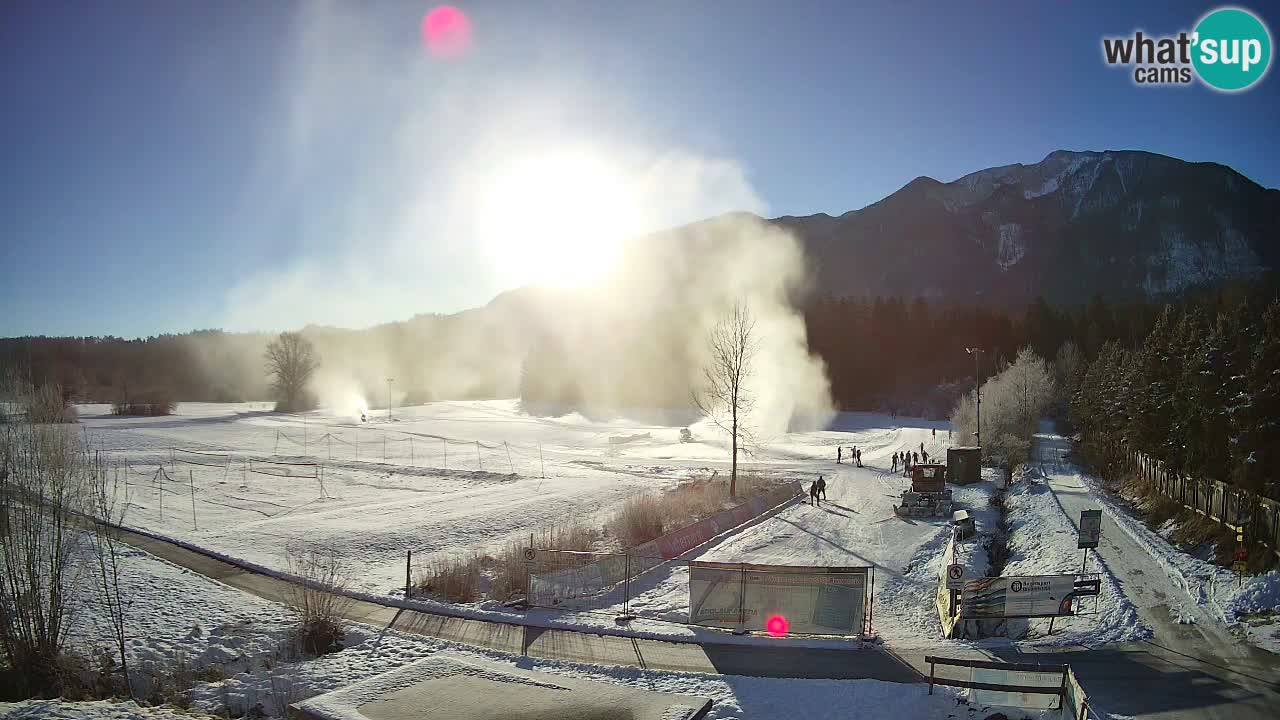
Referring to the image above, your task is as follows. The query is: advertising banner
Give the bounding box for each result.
[689,562,868,635]
[961,575,1077,619]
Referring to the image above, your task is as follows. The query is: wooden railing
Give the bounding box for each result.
[1122,448,1280,558]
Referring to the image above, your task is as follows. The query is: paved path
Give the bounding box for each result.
[1029,429,1280,719]
[115,526,923,683]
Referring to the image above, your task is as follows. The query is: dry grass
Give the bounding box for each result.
[419,474,787,603]
[416,551,484,603]
[282,543,354,655]
[610,494,665,547]
[607,472,781,547]
[419,518,603,603]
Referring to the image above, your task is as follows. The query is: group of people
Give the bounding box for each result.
[836,446,863,467]
[812,432,951,504]
[808,474,827,506]
[890,443,930,475]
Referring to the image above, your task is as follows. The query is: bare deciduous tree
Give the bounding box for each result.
[264,332,319,412]
[692,303,756,497]
[87,459,132,698]
[0,402,88,695]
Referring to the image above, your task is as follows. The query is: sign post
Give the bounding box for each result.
[1078,509,1102,574]
[1233,526,1247,588]
[946,563,965,618]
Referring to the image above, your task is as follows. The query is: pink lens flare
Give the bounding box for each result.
[765,614,789,636]
[421,5,472,59]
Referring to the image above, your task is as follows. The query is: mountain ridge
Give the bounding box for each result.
[740,149,1279,307]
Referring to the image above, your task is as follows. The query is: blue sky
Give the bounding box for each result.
[2,0,1277,338]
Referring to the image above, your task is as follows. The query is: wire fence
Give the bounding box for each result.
[87,418,603,546]
[271,427,547,477]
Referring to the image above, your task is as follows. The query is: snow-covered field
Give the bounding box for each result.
[80,401,975,645]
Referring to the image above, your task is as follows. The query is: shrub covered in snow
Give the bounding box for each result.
[950,346,1054,467]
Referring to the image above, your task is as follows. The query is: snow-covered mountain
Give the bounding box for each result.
[763,150,1279,305]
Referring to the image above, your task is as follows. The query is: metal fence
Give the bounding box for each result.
[526,548,874,637]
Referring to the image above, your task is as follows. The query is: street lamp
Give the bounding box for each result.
[386,377,395,422]
[965,348,983,448]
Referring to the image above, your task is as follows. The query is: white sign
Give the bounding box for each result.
[970,668,1063,710]
[962,575,1078,619]
[946,563,966,590]
[689,562,868,635]
[1078,510,1102,549]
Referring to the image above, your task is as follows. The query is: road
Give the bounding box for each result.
[1023,429,1280,719]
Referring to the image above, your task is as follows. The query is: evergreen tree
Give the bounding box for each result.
[1126,306,1179,462]
[1233,301,1280,497]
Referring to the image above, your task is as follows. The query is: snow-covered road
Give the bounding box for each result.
[1027,429,1280,720]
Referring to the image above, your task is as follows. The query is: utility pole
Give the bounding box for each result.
[966,348,984,448]
[386,377,395,422]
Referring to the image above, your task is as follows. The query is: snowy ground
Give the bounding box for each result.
[3,533,1043,720]
[1067,463,1280,654]
[79,401,974,645]
[999,473,1149,645]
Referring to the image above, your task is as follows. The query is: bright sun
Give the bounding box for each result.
[477,148,640,288]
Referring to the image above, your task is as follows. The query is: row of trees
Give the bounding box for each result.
[1066,299,1280,499]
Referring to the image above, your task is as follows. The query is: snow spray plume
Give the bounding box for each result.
[521,214,834,435]
[205,2,832,430]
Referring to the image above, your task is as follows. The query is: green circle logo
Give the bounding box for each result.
[1193,7,1272,91]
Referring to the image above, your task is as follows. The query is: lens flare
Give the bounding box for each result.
[421,5,471,58]
[765,614,789,636]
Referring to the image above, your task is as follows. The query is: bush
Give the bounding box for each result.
[111,389,176,417]
[282,543,353,656]
[610,494,665,547]
[1,372,77,424]
[0,416,92,698]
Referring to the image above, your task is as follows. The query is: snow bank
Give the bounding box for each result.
[1001,479,1150,645]
[1076,472,1280,624]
